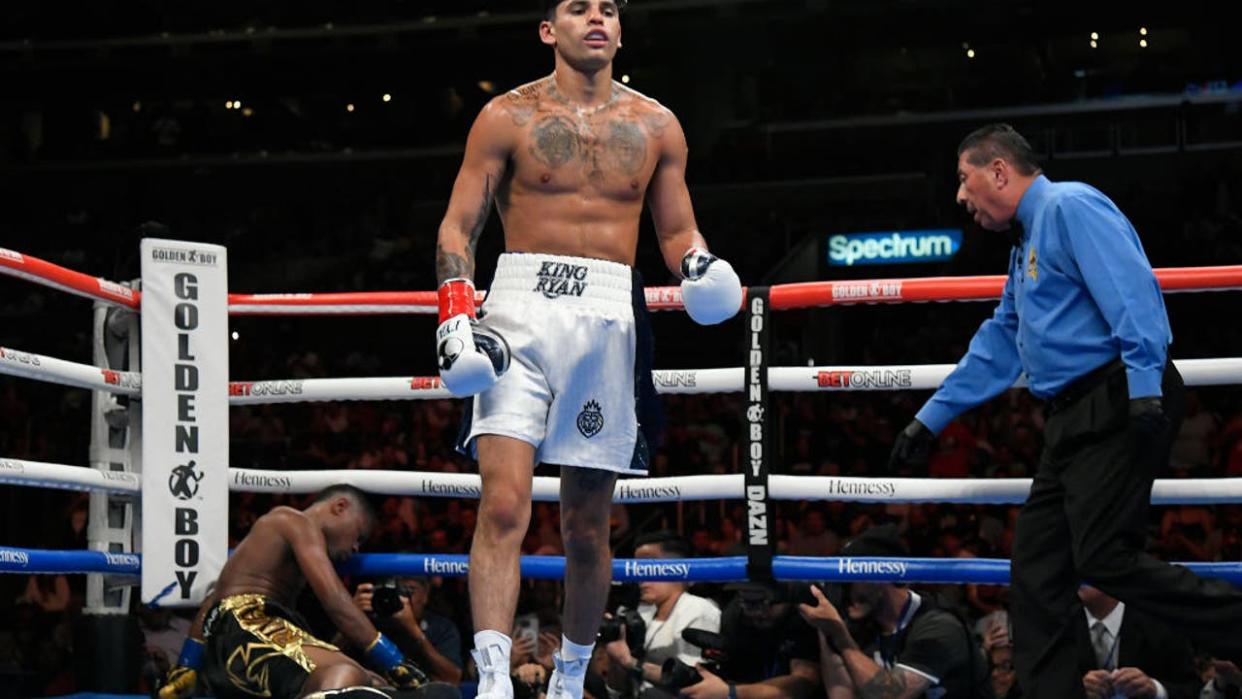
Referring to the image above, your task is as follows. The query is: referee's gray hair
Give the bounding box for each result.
[958,123,1041,176]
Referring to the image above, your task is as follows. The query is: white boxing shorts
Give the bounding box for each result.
[459,252,659,474]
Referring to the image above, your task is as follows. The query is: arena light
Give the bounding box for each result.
[225,100,234,109]
[1090,32,1099,40]
[231,331,239,341]
[478,80,496,94]
[241,107,254,117]
[132,101,142,112]
[966,48,976,59]
[621,74,631,84]
[346,103,356,113]
[1140,39,1148,48]
[1140,27,1148,36]
[382,93,392,102]
[1090,40,1098,49]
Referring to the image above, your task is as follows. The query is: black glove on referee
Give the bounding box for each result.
[888,419,935,469]
[1129,396,1168,430]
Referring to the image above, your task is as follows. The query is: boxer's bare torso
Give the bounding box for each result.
[211,507,314,606]
[495,76,672,264]
[436,73,700,282]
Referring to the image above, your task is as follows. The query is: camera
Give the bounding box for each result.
[371,577,410,618]
[659,628,728,690]
[598,607,647,659]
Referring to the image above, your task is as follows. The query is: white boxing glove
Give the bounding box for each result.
[436,279,510,397]
[679,247,743,325]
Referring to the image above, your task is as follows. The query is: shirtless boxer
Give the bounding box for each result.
[432,3,743,699]
[157,485,427,699]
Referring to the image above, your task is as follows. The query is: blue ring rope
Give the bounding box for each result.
[5,546,1242,585]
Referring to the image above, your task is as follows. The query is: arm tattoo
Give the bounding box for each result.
[436,244,469,282]
[468,174,495,249]
[436,174,495,283]
[857,669,909,699]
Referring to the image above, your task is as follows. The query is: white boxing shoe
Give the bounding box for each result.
[546,653,590,699]
[471,643,514,699]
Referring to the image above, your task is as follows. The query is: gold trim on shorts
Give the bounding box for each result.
[217,593,339,697]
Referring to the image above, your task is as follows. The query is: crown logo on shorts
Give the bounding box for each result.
[577,400,604,439]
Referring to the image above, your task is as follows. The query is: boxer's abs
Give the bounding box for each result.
[498,192,645,267]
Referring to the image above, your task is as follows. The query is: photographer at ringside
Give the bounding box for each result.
[678,581,822,699]
[799,525,989,698]
[350,577,464,684]
[603,531,721,699]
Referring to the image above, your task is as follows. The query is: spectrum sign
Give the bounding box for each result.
[827,229,962,267]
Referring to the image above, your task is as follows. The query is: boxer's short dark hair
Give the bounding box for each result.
[542,0,628,20]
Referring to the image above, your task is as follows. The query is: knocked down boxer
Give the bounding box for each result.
[156,485,431,699]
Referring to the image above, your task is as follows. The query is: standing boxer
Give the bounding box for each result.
[432,3,743,699]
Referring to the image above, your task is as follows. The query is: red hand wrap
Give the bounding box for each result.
[438,279,477,323]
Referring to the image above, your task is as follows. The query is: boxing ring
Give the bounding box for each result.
[3,244,1242,697]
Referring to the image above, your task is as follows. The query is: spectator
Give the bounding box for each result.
[1077,586,1200,699]
[603,532,721,699]
[349,577,464,684]
[1202,660,1242,699]
[678,581,820,699]
[799,525,988,697]
[1170,391,1217,475]
[787,509,841,558]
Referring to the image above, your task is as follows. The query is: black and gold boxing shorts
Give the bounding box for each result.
[202,593,341,698]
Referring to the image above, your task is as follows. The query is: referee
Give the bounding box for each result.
[889,123,1242,696]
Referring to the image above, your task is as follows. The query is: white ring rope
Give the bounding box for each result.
[8,351,1240,403]
[6,459,1242,505]
[0,346,141,395]
[0,457,139,494]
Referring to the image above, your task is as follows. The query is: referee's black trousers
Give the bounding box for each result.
[1011,360,1242,697]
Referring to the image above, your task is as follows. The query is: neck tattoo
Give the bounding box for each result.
[547,74,619,117]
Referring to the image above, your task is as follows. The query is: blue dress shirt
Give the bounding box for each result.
[916,175,1172,434]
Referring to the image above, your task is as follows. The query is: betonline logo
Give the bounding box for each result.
[229,380,304,397]
[815,370,912,390]
[0,347,41,367]
[102,369,142,389]
[623,560,691,579]
[653,371,697,388]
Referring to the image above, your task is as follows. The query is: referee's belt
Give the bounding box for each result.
[1045,358,1125,416]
